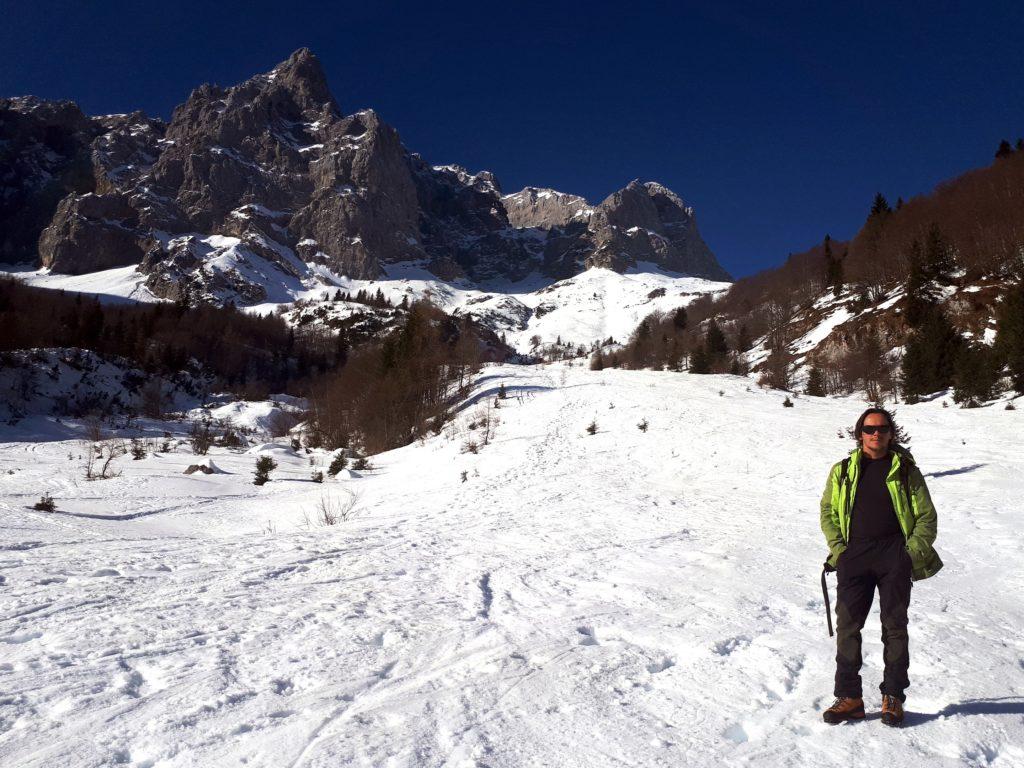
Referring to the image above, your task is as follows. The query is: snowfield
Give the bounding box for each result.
[1,365,1022,767]
[5,263,729,355]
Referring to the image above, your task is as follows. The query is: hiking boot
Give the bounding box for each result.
[822,696,865,724]
[881,694,905,727]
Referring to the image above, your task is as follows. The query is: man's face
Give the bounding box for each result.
[861,413,893,456]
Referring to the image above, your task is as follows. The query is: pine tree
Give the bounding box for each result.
[901,307,961,399]
[806,366,826,396]
[895,196,904,210]
[995,278,1024,392]
[254,455,278,485]
[705,319,729,364]
[1017,138,1024,152]
[327,452,347,476]
[823,234,835,289]
[870,193,891,216]
[996,139,1014,159]
[822,235,844,297]
[689,344,711,374]
[953,343,1001,406]
[924,224,955,283]
[860,330,893,401]
[590,350,605,371]
[833,249,846,298]
[736,324,751,353]
[672,306,687,331]
[904,239,933,328]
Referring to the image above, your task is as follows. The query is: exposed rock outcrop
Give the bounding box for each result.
[3,48,730,303]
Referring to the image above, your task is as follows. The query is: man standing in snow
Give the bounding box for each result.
[819,407,942,727]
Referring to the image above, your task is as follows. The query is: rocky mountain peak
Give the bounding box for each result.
[5,49,730,299]
[501,187,593,230]
[263,47,337,116]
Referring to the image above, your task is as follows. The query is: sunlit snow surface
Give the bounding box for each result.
[2,365,1022,767]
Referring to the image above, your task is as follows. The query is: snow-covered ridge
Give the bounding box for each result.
[6,263,730,355]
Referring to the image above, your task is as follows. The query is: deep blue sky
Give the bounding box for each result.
[4,1,1023,278]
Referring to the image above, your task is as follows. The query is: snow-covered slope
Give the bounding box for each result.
[1,365,1021,766]
[0,347,211,423]
[7,263,729,354]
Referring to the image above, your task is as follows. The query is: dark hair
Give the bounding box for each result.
[853,407,901,446]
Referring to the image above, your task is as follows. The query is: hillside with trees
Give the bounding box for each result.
[611,141,1024,404]
[0,276,504,448]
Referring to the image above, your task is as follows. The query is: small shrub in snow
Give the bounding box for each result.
[84,440,122,480]
[637,418,649,432]
[220,429,244,449]
[461,438,479,454]
[942,400,949,408]
[351,455,372,471]
[327,452,348,477]
[83,414,107,443]
[461,470,468,483]
[1006,401,1017,411]
[291,437,301,451]
[783,396,794,408]
[311,470,324,483]
[253,455,277,486]
[586,420,598,435]
[130,439,146,461]
[190,421,213,455]
[33,493,56,512]
[307,492,358,527]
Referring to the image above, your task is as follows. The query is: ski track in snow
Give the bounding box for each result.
[1,364,1023,767]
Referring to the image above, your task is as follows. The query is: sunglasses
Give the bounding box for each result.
[861,425,891,435]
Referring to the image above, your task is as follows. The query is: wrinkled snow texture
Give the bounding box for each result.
[1,365,1022,767]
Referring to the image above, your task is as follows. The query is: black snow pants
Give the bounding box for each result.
[833,534,913,702]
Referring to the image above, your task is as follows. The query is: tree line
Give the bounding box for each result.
[1,277,492,449]
[0,276,311,397]
[682,146,1024,352]
[305,300,484,454]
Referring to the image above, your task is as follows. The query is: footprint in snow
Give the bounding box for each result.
[713,635,750,656]
[576,626,599,646]
[646,656,676,674]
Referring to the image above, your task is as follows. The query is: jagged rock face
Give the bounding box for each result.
[39,192,146,274]
[586,181,726,279]
[0,98,97,262]
[91,112,165,194]
[502,187,593,230]
[500,180,728,281]
[5,47,730,303]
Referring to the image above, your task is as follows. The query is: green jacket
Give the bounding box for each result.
[820,446,943,581]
